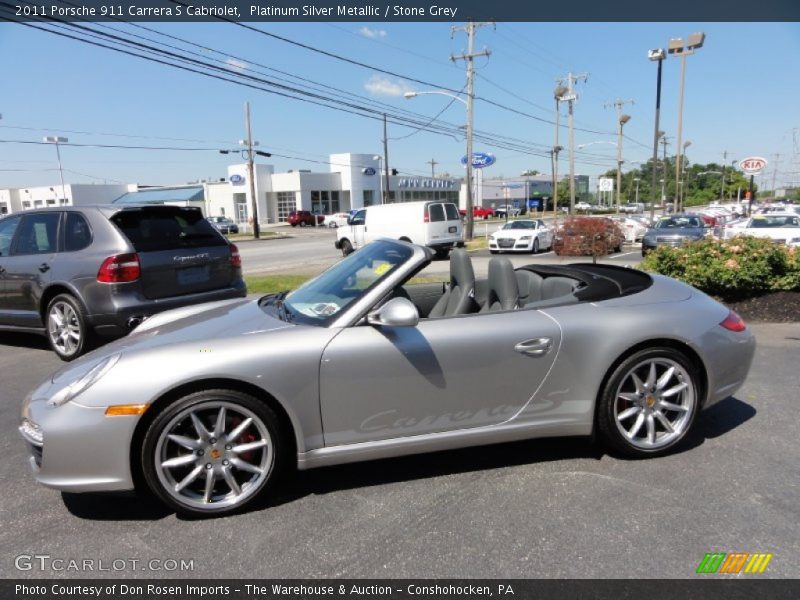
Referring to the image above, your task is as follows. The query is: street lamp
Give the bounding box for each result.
[633,177,642,203]
[43,136,68,203]
[614,114,631,214]
[669,32,705,213]
[404,89,477,238]
[648,48,666,223]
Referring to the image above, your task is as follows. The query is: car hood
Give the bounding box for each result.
[646,227,705,237]
[494,228,537,238]
[49,297,291,385]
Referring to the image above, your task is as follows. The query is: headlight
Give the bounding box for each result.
[519,236,532,241]
[48,354,121,407]
[788,237,800,245]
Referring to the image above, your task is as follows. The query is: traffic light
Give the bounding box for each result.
[391,169,399,176]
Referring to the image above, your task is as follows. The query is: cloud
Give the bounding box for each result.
[225,58,248,73]
[358,26,387,39]
[364,75,414,97]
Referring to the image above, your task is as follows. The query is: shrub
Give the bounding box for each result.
[640,235,800,300]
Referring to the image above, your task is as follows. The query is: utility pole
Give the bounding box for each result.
[553,85,566,220]
[720,150,728,202]
[382,113,391,204]
[771,153,781,198]
[451,20,493,240]
[605,98,634,213]
[244,101,260,239]
[557,72,589,213]
[660,134,671,205]
[427,158,438,178]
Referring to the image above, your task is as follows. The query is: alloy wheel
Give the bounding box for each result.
[613,358,696,450]
[47,300,82,357]
[154,401,274,511]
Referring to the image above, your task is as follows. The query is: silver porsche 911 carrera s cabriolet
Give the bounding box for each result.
[20,239,755,516]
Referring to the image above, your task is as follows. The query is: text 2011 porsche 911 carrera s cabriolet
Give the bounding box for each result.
[20,239,755,516]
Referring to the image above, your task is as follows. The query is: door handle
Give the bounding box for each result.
[514,337,552,357]
[39,263,50,273]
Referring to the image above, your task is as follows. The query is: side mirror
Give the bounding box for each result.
[367,297,419,328]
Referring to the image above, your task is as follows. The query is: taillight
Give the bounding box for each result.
[97,253,140,283]
[423,211,430,223]
[720,310,746,332]
[229,243,242,268]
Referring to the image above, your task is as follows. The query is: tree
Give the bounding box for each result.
[521,169,541,176]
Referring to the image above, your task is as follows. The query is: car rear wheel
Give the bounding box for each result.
[45,294,92,361]
[597,347,699,458]
[340,239,353,256]
[141,390,286,517]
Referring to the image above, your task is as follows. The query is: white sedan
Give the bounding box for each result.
[489,219,553,254]
[609,216,647,243]
[325,212,352,228]
[727,213,800,246]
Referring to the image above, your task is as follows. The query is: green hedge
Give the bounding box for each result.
[639,235,800,300]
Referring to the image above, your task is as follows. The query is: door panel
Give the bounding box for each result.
[2,213,59,328]
[319,310,561,446]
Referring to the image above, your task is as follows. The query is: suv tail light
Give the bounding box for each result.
[720,310,746,332]
[229,243,242,268]
[423,210,430,223]
[97,253,140,283]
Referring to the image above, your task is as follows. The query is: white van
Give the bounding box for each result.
[335,201,463,257]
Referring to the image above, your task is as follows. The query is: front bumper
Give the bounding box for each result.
[20,394,138,493]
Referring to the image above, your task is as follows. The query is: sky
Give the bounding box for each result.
[1,20,799,191]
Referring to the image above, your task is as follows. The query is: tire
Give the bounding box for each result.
[290,223,297,228]
[340,239,354,256]
[141,389,287,517]
[329,222,338,229]
[299,221,306,228]
[532,238,540,254]
[434,248,450,260]
[45,293,92,361]
[596,347,700,458]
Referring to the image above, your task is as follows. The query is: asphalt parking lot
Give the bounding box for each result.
[0,322,797,578]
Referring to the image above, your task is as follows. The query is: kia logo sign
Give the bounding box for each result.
[362,167,376,176]
[739,157,767,175]
[229,174,245,184]
[461,152,496,169]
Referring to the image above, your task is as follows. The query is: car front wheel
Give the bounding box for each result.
[46,294,91,361]
[141,390,285,517]
[532,238,540,254]
[596,347,699,458]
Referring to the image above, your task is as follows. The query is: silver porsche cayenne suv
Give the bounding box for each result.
[0,205,246,360]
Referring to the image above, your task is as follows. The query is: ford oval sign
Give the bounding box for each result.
[229,174,244,184]
[362,167,376,176]
[461,152,496,169]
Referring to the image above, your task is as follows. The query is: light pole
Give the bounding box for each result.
[648,48,666,223]
[373,155,385,205]
[634,178,641,203]
[404,89,475,236]
[553,85,567,218]
[550,145,563,219]
[669,33,705,214]
[43,136,68,202]
[680,140,691,208]
[616,114,631,214]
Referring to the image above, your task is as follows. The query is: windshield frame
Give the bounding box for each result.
[263,239,430,328]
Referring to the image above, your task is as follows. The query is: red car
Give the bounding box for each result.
[458,206,495,220]
[287,210,325,227]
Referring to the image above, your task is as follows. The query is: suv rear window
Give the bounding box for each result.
[110,208,226,252]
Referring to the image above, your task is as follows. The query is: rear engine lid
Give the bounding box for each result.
[109,206,236,299]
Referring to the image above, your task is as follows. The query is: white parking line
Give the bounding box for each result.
[613,251,640,258]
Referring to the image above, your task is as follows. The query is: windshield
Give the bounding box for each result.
[750,215,800,228]
[502,221,535,230]
[654,216,703,229]
[282,241,414,325]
